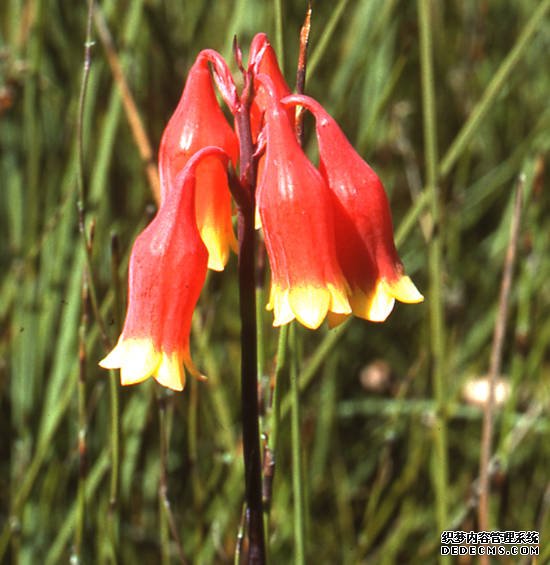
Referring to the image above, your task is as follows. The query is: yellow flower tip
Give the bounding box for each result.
[100,338,161,386]
[268,285,295,327]
[207,256,225,272]
[255,207,262,230]
[383,276,424,304]
[327,312,350,329]
[98,348,120,371]
[200,225,234,272]
[350,283,395,323]
[368,282,396,322]
[288,286,330,330]
[155,353,185,391]
[327,283,352,315]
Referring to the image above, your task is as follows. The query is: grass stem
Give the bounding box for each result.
[478,177,523,551]
[439,0,550,178]
[289,323,306,564]
[418,0,449,548]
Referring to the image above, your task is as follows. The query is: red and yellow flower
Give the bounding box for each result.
[100,147,229,391]
[101,34,423,390]
[282,94,424,325]
[159,51,239,271]
[248,33,293,139]
[256,75,350,329]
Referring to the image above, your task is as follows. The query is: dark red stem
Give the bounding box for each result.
[233,69,266,565]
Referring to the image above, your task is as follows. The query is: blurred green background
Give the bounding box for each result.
[1,0,549,563]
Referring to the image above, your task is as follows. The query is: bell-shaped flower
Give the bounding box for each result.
[257,78,351,329]
[283,94,423,324]
[248,34,294,229]
[159,51,239,271]
[100,147,229,391]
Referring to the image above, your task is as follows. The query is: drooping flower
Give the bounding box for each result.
[282,94,424,324]
[100,147,229,391]
[248,34,294,229]
[248,33,293,140]
[101,34,424,393]
[257,77,351,329]
[159,51,239,271]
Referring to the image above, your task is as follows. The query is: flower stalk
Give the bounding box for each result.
[233,66,266,564]
[418,0,448,545]
[289,323,305,565]
[98,28,424,564]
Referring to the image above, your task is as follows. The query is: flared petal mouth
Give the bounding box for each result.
[267,282,351,330]
[155,352,186,391]
[347,275,423,323]
[267,283,295,327]
[99,337,161,386]
[383,275,424,304]
[349,281,395,323]
[327,283,352,315]
[288,286,331,330]
[328,275,422,327]
[100,338,206,392]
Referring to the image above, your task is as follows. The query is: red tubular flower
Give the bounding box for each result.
[100,147,229,391]
[282,94,423,324]
[248,34,294,229]
[248,33,293,139]
[159,51,239,271]
[257,77,351,329]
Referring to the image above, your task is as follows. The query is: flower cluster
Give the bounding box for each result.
[100,34,423,391]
